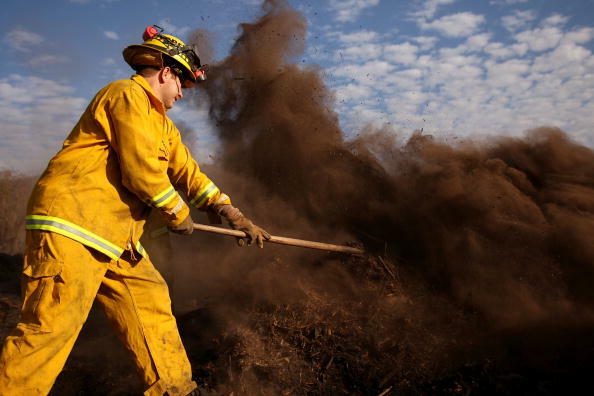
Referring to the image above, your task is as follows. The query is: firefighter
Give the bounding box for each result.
[0,26,270,395]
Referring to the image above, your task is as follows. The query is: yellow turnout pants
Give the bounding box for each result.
[0,230,196,396]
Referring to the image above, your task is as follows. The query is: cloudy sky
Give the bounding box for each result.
[1,0,593,173]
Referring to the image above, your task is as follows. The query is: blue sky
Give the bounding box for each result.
[1,0,593,172]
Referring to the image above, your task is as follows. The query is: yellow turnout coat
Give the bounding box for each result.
[26,74,230,260]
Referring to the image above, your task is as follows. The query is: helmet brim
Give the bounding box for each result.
[123,43,199,88]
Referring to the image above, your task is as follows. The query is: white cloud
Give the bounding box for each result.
[0,75,86,173]
[344,104,388,129]
[485,42,528,59]
[337,30,378,44]
[328,0,380,23]
[167,101,219,163]
[0,75,73,102]
[515,27,563,52]
[28,54,69,66]
[238,0,261,5]
[5,28,43,52]
[541,13,570,27]
[410,0,457,20]
[383,69,424,91]
[335,83,373,102]
[563,27,594,44]
[490,0,528,4]
[486,58,531,88]
[502,10,536,32]
[413,36,439,51]
[466,33,491,50]
[384,42,419,65]
[482,42,512,58]
[327,11,594,149]
[330,60,395,86]
[531,41,592,73]
[158,19,191,37]
[420,12,485,37]
[337,43,382,62]
[104,31,119,40]
[464,33,528,59]
[424,51,483,87]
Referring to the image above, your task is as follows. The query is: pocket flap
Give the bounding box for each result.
[158,140,169,159]
[23,258,63,278]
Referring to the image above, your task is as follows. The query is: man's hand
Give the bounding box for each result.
[217,204,271,248]
[228,216,271,248]
[168,214,194,235]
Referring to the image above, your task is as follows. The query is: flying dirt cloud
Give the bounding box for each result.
[178,0,594,393]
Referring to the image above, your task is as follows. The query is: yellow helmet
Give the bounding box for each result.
[123,25,207,88]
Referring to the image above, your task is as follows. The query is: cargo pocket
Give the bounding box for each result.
[20,253,64,333]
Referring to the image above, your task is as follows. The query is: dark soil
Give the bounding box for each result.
[2,252,594,395]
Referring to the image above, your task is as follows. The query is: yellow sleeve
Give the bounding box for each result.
[165,119,232,210]
[105,85,189,226]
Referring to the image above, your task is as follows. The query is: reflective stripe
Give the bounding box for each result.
[171,196,184,215]
[190,182,218,208]
[216,194,230,205]
[152,186,176,208]
[135,241,148,259]
[25,215,123,260]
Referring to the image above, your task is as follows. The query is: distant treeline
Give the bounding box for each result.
[0,171,36,254]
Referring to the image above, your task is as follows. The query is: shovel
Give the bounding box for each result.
[193,223,364,255]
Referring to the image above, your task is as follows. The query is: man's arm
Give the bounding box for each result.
[165,120,270,246]
[105,86,190,229]
[165,119,231,212]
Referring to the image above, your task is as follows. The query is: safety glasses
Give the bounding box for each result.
[169,67,187,88]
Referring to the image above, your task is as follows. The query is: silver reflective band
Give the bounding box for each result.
[25,216,123,259]
[153,187,176,207]
[216,194,230,205]
[191,183,216,207]
[135,241,147,258]
[171,196,184,215]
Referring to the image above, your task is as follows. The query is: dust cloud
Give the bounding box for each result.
[172,0,594,393]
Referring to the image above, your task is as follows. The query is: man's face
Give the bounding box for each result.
[161,67,183,110]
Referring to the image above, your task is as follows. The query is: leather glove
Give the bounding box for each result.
[228,215,271,248]
[168,214,194,235]
[217,204,271,248]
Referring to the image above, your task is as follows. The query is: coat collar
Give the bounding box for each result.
[131,74,165,114]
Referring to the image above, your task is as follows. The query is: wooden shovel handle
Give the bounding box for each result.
[192,223,364,255]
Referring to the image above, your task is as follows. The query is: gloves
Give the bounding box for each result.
[228,215,271,248]
[168,214,194,235]
[217,204,271,248]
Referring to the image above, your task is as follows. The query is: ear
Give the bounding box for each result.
[159,67,173,84]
